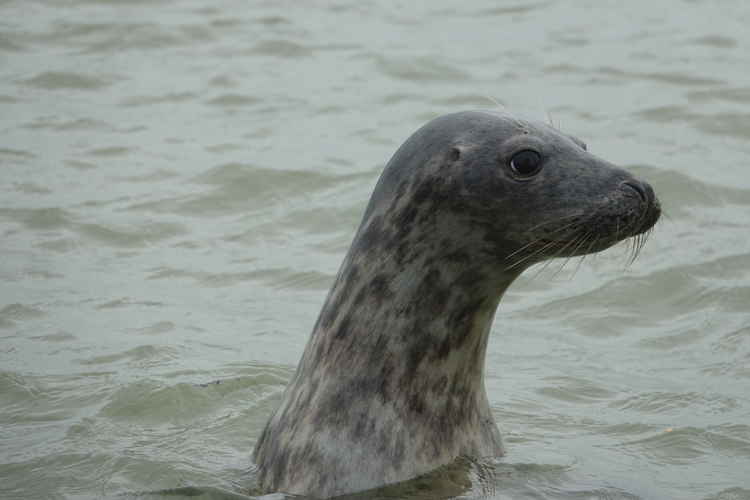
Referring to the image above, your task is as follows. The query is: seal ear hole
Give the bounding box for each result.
[509,150,543,179]
[449,147,461,161]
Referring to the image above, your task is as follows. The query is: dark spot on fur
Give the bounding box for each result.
[377,358,394,402]
[404,329,431,382]
[394,179,408,203]
[402,268,449,316]
[333,313,351,340]
[270,446,289,487]
[356,215,387,253]
[448,299,484,330]
[353,414,369,440]
[371,334,387,359]
[396,203,418,229]
[445,249,470,263]
[449,147,460,161]
[412,178,436,206]
[320,264,360,329]
[431,375,448,395]
[312,387,351,428]
[376,427,391,456]
[436,335,452,360]
[370,273,392,305]
[407,392,426,415]
[393,432,406,466]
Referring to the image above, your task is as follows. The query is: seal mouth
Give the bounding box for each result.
[506,180,661,269]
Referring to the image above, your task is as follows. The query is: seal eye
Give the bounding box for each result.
[509,150,542,178]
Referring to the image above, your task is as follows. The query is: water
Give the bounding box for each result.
[1,0,749,498]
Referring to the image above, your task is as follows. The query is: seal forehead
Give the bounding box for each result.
[445,111,584,158]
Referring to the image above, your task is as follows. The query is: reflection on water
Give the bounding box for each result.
[2,0,750,499]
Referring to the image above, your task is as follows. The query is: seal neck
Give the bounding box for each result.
[299,235,520,403]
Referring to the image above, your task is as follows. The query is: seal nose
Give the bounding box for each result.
[621,180,650,203]
[620,179,661,233]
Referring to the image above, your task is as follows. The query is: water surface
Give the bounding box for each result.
[2,1,750,499]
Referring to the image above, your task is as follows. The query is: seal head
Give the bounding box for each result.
[253,110,660,498]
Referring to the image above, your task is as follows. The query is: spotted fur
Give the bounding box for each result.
[253,110,660,498]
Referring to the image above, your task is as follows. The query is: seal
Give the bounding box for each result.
[252,110,660,498]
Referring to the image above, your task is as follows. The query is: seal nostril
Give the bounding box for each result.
[623,181,648,203]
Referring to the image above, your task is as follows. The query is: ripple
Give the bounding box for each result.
[0,147,36,159]
[13,182,52,194]
[478,2,551,15]
[145,265,332,290]
[0,371,46,402]
[621,426,750,464]
[0,35,25,52]
[21,71,114,90]
[131,321,175,335]
[375,55,470,82]
[72,220,186,248]
[126,163,348,217]
[96,298,166,310]
[637,167,750,218]
[690,35,738,49]
[249,39,313,58]
[0,206,73,230]
[688,87,750,104]
[432,94,501,107]
[78,344,179,367]
[30,332,77,342]
[253,15,292,26]
[599,66,725,86]
[536,376,616,403]
[85,146,134,157]
[98,372,284,422]
[704,488,750,500]
[206,94,261,107]
[635,106,750,139]
[120,92,196,107]
[24,117,112,131]
[612,392,738,414]
[79,25,187,52]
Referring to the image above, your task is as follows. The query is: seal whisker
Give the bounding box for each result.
[633,227,652,263]
[505,215,584,263]
[573,245,591,278]
[550,231,591,279]
[567,232,596,279]
[522,212,583,235]
[482,95,505,111]
[528,249,560,281]
[625,234,637,268]
[576,235,601,276]
[626,232,644,268]
[505,214,578,265]
[506,236,569,271]
[528,231,585,281]
[634,232,645,264]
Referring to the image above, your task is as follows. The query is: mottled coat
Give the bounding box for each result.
[253,111,660,498]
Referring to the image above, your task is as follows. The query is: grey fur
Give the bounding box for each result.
[253,110,660,498]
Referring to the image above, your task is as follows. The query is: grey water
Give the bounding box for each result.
[1,1,749,499]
